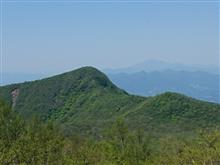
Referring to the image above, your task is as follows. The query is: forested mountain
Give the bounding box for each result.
[0,67,220,164]
[107,70,220,103]
[0,67,219,136]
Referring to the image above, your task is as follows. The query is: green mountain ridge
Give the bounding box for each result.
[0,66,219,136]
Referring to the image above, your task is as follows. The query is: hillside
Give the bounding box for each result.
[0,66,219,136]
[1,96,220,164]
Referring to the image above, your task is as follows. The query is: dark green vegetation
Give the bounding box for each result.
[0,67,220,164]
[0,67,220,137]
[0,99,220,164]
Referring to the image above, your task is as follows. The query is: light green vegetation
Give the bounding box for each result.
[0,100,220,164]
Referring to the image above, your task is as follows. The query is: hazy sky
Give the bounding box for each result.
[1,0,219,74]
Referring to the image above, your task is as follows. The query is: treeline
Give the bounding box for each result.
[0,99,220,165]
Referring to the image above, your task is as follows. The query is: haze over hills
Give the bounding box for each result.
[0,66,219,136]
[1,73,46,86]
[103,59,220,103]
[108,70,220,103]
[104,59,219,74]
[2,60,219,104]
[3,60,219,86]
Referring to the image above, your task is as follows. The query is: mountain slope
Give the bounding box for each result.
[0,67,219,136]
[0,67,133,117]
[0,67,144,135]
[125,92,220,133]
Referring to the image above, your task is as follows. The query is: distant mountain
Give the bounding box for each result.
[107,70,220,103]
[104,59,219,74]
[0,67,219,136]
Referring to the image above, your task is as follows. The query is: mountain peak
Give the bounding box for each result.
[60,66,118,89]
[74,66,100,73]
[154,92,192,102]
[0,66,126,120]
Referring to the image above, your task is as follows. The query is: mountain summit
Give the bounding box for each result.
[0,67,219,136]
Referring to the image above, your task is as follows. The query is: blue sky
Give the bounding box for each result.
[1,0,219,74]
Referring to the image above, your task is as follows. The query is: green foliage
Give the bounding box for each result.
[0,99,64,165]
[1,99,220,164]
[0,67,219,138]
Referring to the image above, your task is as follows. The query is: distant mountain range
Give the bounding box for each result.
[104,60,220,103]
[107,70,220,103]
[0,67,219,136]
[104,59,219,74]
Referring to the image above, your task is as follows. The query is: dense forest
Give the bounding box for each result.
[0,67,220,164]
[0,99,220,164]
